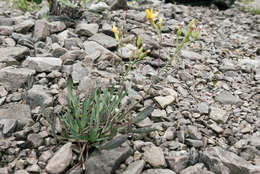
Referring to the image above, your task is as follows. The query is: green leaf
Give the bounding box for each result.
[132,127,156,134]
[133,105,154,124]
[100,135,128,150]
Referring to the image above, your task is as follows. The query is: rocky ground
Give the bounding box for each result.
[0,0,260,174]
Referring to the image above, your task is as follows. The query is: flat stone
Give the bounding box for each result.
[75,23,99,37]
[122,160,145,174]
[0,119,17,136]
[200,146,260,174]
[0,103,31,123]
[14,169,30,174]
[48,21,66,33]
[71,62,89,84]
[197,102,209,114]
[26,164,41,173]
[39,150,53,162]
[84,142,132,174]
[142,169,176,174]
[0,46,30,62]
[143,145,166,168]
[215,91,243,105]
[88,33,117,49]
[22,57,62,72]
[151,109,167,120]
[27,133,44,148]
[84,41,120,62]
[26,85,53,108]
[166,150,189,173]
[0,167,9,174]
[14,19,34,33]
[33,19,50,41]
[210,107,228,123]
[154,95,176,108]
[180,50,203,60]
[208,122,224,133]
[0,26,13,35]
[180,165,215,174]
[46,142,73,174]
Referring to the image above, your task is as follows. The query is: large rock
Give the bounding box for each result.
[142,169,176,174]
[75,23,99,37]
[200,146,260,174]
[22,57,62,72]
[166,150,190,173]
[84,41,121,62]
[143,145,166,168]
[33,19,50,41]
[88,33,117,49]
[0,103,31,123]
[122,160,145,174]
[0,67,35,92]
[215,91,243,105]
[46,142,73,174]
[26,85,53,108]
[84,142,132,174]
[0,46,30,62]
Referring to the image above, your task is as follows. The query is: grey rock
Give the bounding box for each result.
[248,134,260,150]
[78,76,96,95]
[84,41,120,62]
[108,0,128,10]
[72,62,89,84]
[89,33,117,49]
[39,150,53,162]
[26,164,41,172]
[187,125,202,140]
[0,17,14,26]
[0,46,30,62]
[84,142,132,174]
[0,86,7,97]
[118,44,137,60]
[0,168,9,174]
[186,139,204,148]
[27,133,43,148]
[122,160,145,174]
[166,150,189,173]
[208,122,224,133]
[46,142,73,174]
[89,2,109,12]
[180,165,215,174]
[0,103,31,123]
[0,119,17,136]
[143,145,166,167]
[142,169,176,174]
[0,26,13,35]
[180,50,203,60]
[14,169,30,174]
[151,109,167,121]
[33,19,50,41]
[135,117,153,128]
[215,91,243,105]
[22,57,62,72]
[60,50,86,65]
[197,102,209,114]
[154,95,176,108]
[142,65,157,77]
[210,107,228,123]
[75,23,99,37]
[14,19,34,33]
[48,21,66,34]
[26,85,53,108]
[200,146,260,174]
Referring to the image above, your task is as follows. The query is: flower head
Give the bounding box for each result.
[145,8,158,21]
[112,25,118,34]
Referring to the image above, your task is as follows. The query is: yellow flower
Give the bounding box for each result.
[112,25,118,34]
[145,8,158,21]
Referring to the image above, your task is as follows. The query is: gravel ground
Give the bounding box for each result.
[0,0,259,174]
